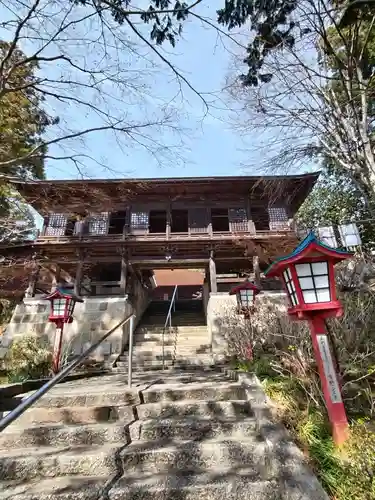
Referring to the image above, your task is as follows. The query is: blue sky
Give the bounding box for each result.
[1,1,316,182]
[42,3,259,180]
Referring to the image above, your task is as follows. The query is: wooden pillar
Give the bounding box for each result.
[209,250,217,293]
[42,215,49,236]
[25,262,40,298]
[208,208,213,237]
[166,202,171,240]
[123,207,130,238]
[51,264,61,291]
[74,252,84,296]
[253,254,261,288]
[120,256,128,295]
[246,197,254,233]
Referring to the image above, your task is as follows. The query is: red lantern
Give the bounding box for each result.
[265,232,353,445]
[230,280,261,360]
[229,280,261,315]
[43,288,83,373]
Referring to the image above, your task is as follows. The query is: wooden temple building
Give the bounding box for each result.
[1,173,319,298]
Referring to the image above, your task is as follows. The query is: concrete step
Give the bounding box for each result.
[129,416,258,441]
[135,400,253,420]
[0,421,132,449]
[1,404,134,427]
[142,381,246,403]
[0,475,284,500]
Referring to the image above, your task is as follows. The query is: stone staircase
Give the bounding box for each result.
[115,300,213,370]
[0,369,328,500]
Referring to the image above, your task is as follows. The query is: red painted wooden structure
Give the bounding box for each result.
[43,288,83,373]
[265,232,352,445]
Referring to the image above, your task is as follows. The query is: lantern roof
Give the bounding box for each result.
[42,287,84,302]
[264,232,353,277]
[229,280,261,296]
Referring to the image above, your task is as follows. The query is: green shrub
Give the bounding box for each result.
[338,423,375,500]
[6,335,52,382]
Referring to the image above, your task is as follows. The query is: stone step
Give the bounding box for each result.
[121,438,267,475]
[0,443,123,481]
[115,357,214,370]
[119,348,211,360]
[135,399,253,420]
[0,475,283,500]
[142,381,246,404]
[136,331,208,337]
[0,421,132,449]
[138,322,206,329]
[124,343,211,352]
[1,404,134,427]
[0,436,282,483]
[129,416,258,441]
[136,326,208,333]
[9,390,139,409]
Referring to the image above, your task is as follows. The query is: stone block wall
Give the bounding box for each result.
[207,291,289,361]
[1,277,151,363]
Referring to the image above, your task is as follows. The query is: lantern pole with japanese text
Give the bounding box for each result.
[264,232,352,445]
[43,288,84,374]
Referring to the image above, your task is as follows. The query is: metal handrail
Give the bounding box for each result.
[162,285,178,370]
[0,312,135,433]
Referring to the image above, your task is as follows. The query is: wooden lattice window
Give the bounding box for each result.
[229,208,248,232]
[268,206,289,230]
[131,211,149,231]
[189,208,208,233]
[45,214,67,236]
[88,213,109,235]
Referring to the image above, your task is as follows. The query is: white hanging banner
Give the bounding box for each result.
[316,334,342,404]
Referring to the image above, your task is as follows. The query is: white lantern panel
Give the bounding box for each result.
[283,266,299,305]
[302,290,317,304]
[316,288,331,302]
[53,298,66,315]
[311,262,328,275]
[295,263,311,277]
[239,289,253,307]
[299,276,314,289]
[314,275,329,289]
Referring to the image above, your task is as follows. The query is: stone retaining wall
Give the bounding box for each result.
[207,291,288,361]
[0,277,151,363]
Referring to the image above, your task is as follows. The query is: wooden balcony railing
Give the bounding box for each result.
[37,226,293,243]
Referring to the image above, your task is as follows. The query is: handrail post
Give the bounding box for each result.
[128,314,135,388]
[162,285,177,372]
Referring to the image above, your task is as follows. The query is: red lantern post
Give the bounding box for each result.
[229,281,261,361]
[264,232,352,445]
[43,288,83,374]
